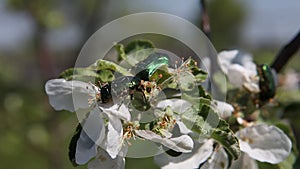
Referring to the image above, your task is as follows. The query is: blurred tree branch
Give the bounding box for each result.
[200,0,211,39]
[271,31,300,73]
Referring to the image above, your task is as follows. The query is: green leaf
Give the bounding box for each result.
[90,59,132,76]
[59,59,132,83]
[198,85,212,100]
[257,162,279,169]
[180,106,206,134]
[59,67,102,82]
[180,103,240,164]
[278,152,297,169]
[211,118,240,162]
[211,127,240,161]
[68,123,82,167]
[114,39,155,66]
[124,39,155,54]
[185,58,208,82]
[190,116,206,134]
[97,69,115,82]
[177,71,196,91]
[149,65,172,85]
[165,60,239,163]
[114,43,127,62]
[181,94,211,111]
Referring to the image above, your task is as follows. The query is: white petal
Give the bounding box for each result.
[237,124,292,164]
[200,147,228,169]
[218,50,239,74]
[243,82,260,93]
[213,100,234,119]
[76,108,106,164]
[154,139,213,169]
[176,121,192,134]
[157,99,192,114]
[227,64,250,87]
[105,115,123,159]
[135,130,193,153]
[45,79,97,112]
[168,135,194,152]
[102,104,131,121]
[88,148,125,169]
[236,53,257,73]
[84,108,106,145]
[75,131,97,165]
[230,153,258,169]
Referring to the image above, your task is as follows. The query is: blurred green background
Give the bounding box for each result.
[0,0,299,169]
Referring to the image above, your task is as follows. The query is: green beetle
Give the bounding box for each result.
[106,52,170,104]
[257,64,276,102]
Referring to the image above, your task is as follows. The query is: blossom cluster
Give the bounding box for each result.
[45,40,294,169]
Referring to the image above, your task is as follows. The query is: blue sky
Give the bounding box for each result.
[242,0,300,47]
[0,0,299,51]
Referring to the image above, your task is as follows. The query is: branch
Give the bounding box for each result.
[200,0,211,39]
[271,30,300,73]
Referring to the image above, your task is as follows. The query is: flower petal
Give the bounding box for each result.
[235,53,257,73]
[243,82,260,93]
[218,50,259,93]
[237,124,292,164]
[45,79,97,112]
[75,108,106,164]
[230,153,258,169]
[105,115,123,159]
[176,121,192,135]
[102,104,131,121]
[154,139,213,169]
[157,99,192,114]
[75,131,97,165]
[218,50,239,74]
[213,100,234,119]
[200,147,228,169]
[135,130,193,153]
[227,64,250,87]
[88,148,125,169]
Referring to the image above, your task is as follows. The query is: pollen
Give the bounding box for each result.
[122,122,139,145]
[158,74,163,78]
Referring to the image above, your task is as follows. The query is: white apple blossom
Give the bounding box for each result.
[45,79,196,169]
[88,148,125,169]
[130,100,194,153]
[45,79,99,111]
[235,124,292,164]
[155,123,292,169]
[230,152,258,169]
[45,79,130,162]
[212,100,234,119]
[75,108,105,165]
[208,124,292,169]
[282,69,300,91]
[200,145,229,169]
[218,50,260,93]
[154,139,214,169]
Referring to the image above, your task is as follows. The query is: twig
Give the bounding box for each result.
[200,0,211,39]
[271,30,300,73]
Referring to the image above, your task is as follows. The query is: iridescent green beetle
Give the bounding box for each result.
[128,52,170,101]
[132,52,170,80]
[108,53,170,104]
[257,64,276,102]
